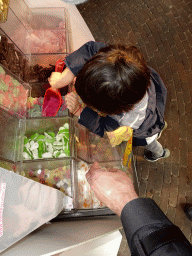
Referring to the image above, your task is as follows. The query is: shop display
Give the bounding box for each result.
[0,4,137,221]
[23,122,70,160]
[0,65,29,117]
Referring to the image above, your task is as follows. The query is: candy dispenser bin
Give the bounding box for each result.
[28,53,67,84]
[21,158,76,211]
[54,157,136,220]
[74,120,124,164]
[0,5,31,54]
[28,7,70,54]
[23,116,75,160]
[0,64,31,116]
[0,31,30,82]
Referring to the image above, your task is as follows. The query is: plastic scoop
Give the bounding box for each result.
[42,59,65,117]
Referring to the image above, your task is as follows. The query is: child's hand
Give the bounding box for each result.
[65,92,81,116]
[49,72,63,89]
[49,67,75,89]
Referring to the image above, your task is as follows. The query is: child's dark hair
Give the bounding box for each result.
[75,44,151,115]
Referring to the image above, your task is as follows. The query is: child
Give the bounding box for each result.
[49,41,170,162]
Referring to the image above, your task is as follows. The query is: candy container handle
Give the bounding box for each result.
[55,59,65,73]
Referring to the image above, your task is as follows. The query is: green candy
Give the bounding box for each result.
[64,148,70,157]
[47,132,55,138]
[36,135,45,140]
[24,137,29,145]
[45,138,55,144]
[38,141,45,158]
[58,129,69,135]
[0,80,8,91]
[30,133,39,141]
[23,147,33,159]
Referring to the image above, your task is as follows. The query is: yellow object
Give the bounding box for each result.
[106,126,133,168]
[0,0,9,23]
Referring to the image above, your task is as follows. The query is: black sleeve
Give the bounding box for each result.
[78,107,120,137]
[121,198,192,255]
[65,41,107,76]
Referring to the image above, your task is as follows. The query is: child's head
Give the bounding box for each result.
[75,44,150,115]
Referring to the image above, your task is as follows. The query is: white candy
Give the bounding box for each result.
[30,142,39,151]
[58,153,66,158]
[53,141,63,146]
[42,152,52,158]
[56,134,63,141]
[25,143,30,150]
[23,152,31,160]
[66,187,72,197]
[63,123,69,129]
[30,140,35,146]
[46,143,53,154]
[44,132,52,139]
[32,149,39,159]
[37,169,42,175]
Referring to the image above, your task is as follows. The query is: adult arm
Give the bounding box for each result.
[121,198,192,255]
[86,163,192,256]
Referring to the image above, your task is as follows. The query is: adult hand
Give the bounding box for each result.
[49,67,75,89]
[86,162,138,216]
[65,92,81,116]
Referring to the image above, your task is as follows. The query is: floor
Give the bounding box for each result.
[77,0,192,255]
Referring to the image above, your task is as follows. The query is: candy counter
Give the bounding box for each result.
[0,2,139,254]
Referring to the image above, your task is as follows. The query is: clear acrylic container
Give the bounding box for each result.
[28,53,67,83]
[74,120,124,163]
[0,64,31,117]
[0,7,31,54]
[0,107,25,162]
[23,116,75,161]
[1,5,71,55]
[75,159,133,211]
[0,30,30,82]
[29,7,70,54]
[21,158,76,210]
[0,157,21,173]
